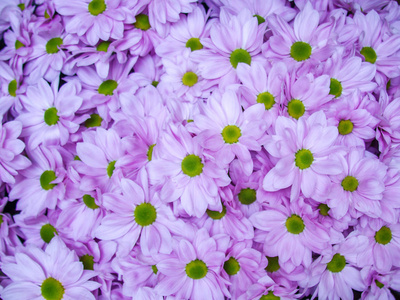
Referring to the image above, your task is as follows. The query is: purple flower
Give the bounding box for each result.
[155,228,231,299]
[1,237,100,299]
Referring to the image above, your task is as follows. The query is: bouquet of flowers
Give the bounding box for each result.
[1,0,400,299]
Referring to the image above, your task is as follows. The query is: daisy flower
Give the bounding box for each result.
[155,228,231,299]
[17,78,83,149]
[1,237,100,299]
[189,89,267,176]
[263,111,342,202]
[53,0,135,46]
[147,124,231,217]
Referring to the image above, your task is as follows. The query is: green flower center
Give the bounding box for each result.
[134,203,157,226]
[287,99,305,119]
[96,41,110,52]
[45,10,51,19]
[375,226,392,245]
[186,38,203,51]
[98,80,118,96]
[79,254,94,270]
[44,107,59,126]
[181,154,204,177]
[223,257,240,275]
[295,149,314,170]
[329,78,342,98]
[0,215,3,226]
[257,92,275,110]
[338,120,353,135]
[41,277,65,300]
[265,256,280,273]
[46,38,63,54]
[134,14,150,31]
[185,259,208,279]
[151,81,159,87]
[40,170,57,190]
[40,224,58,243]
[83,194,99,209]
[360,47,377,64]
[8,80,17,97]
[238,188,257,205]
[230,49,252,69]
[290,41,312,62]
[107,160,116,177]
[375,279,384,289]
[206,204,227,220]
[341,176,358,192]
[285,214,305,234]
[152,265,158,274]
[182,71,198,87]
[88,0,106,16]
[259,291,280,300]
[18,3,25,11]
[254,14,265,25]
[326,253,346,273]
[85,113,102,128]
[147,144,155,161]
[15,40,25,50]
[318,204,330,216]
[222,125,242,144]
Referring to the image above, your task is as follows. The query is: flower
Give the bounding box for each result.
[1,237,100,299]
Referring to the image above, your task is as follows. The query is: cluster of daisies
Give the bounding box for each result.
[1,0,400,299]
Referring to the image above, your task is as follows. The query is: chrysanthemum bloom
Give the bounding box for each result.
[188,89,267,176]
[192,9,264,88]
[360,266,400,300]
[53,0,135,46]
[130,55,164,88]
[0,120,30,184]
[56,189,105,242]
[305,239,367,300]
[327,91,380,148]
[356,221,400,273]
[95,171,189,257]
[13,212,61,248]
[159,55,211,102]
[155,6,214,58]
[1,237,100,299]
[238,275,298,300]
[75,60,138,121]
[155,228,231,299]
[17,78,83,149]
[0,61,26,116]
[111,246,163,297]
[265,1,334,68]
[147,124,231,217]
[250,199,331,270]
[75,127,125,193]
[9,146,66,217]
[282,72,333,121]
[220,0,296,24]
[0,207,23,257]
[263,111,342,202]
[23,19,79,84]
[327,148,387,219]
[377,95,400,154]
[320,53,377,99]
[353,10,400,79]
[236,61,286,120]
[113,12,160,58]
[222,241,266,299]
[146,0,196,37]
